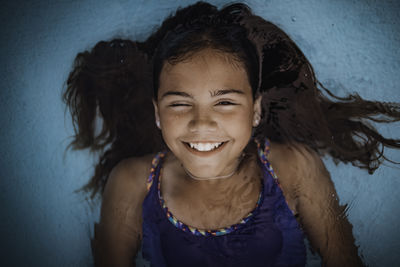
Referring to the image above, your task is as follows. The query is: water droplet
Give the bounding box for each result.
[291,16,297,22]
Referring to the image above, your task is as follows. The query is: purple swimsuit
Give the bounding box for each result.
[141,140,306,266]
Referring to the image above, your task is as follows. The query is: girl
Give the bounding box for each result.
[64,2,400,266]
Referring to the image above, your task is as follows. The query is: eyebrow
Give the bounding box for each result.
[160,91,193,100]
[160,89,245,100]
[210,89,245,97]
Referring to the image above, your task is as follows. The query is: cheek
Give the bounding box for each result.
[160,111,187,126]
[159,111,188,139]
[219,108,254,134]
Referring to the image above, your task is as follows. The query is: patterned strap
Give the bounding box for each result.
[255,138,278,180]
[146,151,166,192]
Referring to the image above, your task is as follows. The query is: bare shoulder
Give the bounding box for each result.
[102,153,156,208]
[267,141,305,183]
[110,153,155,179]
[268,141,328,209]
[269,141,318,160]
[106,154,154,193]
[269,141,324,175]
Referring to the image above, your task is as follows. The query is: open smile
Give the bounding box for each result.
[182,141,228,156]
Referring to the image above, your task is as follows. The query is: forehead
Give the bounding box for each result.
[158,49,252,95]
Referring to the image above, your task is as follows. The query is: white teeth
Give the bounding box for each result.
[188,142,223,151]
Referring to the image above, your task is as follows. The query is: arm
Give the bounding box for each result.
[292,145,365,267]
[92,157,150,267]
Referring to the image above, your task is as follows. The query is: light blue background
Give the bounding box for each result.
[1,0,399,266]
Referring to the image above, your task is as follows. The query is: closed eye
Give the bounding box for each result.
[169,103,191,107]
[217,101,237,105]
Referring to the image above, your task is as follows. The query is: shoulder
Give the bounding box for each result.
[269,141,325,175]
[268,141,329,198]
[269,141,336,205]
[108,154,155,184]
[102,153,156,206]
[269,141,318,160]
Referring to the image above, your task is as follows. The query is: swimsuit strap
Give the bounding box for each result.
[146,151,167,192]
[255,138,278,180]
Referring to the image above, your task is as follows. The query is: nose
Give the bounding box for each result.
[188,106,217,133]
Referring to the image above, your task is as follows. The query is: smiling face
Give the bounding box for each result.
[154,49,261,179]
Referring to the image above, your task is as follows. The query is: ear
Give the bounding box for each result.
[152,99,161,129]
[252,95,262,127]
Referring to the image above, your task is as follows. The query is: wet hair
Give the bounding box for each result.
[147,3,260,99]
[63,1,400,198]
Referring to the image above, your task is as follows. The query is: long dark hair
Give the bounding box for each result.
[63,1,400,198]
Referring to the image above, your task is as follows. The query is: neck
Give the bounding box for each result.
[182,153,245,181]
[182,165,239,181]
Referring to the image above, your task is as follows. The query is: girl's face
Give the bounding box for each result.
[154,49,261,178]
